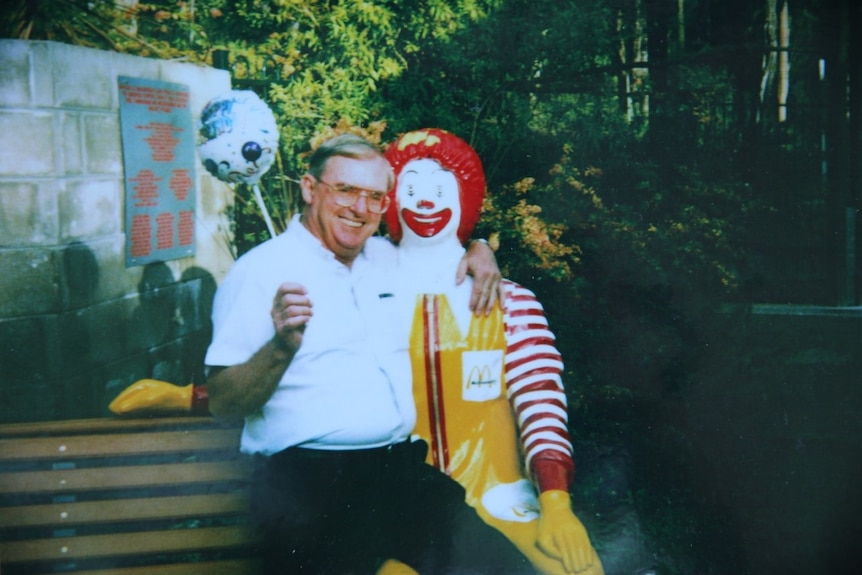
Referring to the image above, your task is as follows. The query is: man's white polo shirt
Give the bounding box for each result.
[205,215,414,455]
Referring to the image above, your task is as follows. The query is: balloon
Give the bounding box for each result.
[197,90,279,185]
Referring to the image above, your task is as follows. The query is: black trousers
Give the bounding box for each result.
[251,439,533,574]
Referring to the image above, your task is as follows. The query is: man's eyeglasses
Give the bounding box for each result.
[315,179,391,214]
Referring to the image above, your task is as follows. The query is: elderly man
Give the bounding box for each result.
[204,134,532,574]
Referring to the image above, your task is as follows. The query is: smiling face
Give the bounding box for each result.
[301,154,391,265]
[396,158,461,244]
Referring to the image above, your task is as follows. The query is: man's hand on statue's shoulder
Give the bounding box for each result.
[457,239,503,316]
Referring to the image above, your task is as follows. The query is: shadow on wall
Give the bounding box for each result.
[59,242,100,374]
[64,241,100,305]
[0,242,100,422]
[56,243,101,419]
[179,266,217,385]
[0,240,220,423]
[128,262,179,353]
[127,262,217,386]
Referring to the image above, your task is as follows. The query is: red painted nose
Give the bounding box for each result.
[417,199,435,209]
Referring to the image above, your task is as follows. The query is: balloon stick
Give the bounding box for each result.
[252,182,277,238]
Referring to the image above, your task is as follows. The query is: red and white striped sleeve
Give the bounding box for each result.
[502,279,575,493]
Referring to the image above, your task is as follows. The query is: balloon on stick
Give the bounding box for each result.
[198,90,279,237]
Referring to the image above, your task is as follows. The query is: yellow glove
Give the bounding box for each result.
[109,379,209,415]
[537,490,601,574]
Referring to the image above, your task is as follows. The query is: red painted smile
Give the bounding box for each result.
[401,207,453,238]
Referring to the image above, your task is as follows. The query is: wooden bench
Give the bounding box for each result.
[0,416,261,575]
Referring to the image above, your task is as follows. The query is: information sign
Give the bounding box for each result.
[119,76,197,266]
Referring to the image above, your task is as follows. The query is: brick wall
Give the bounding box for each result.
[0,40,235,423]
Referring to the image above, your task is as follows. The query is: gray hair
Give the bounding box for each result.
[306,134,393,188]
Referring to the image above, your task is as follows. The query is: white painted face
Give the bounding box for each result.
[396,158,461,243]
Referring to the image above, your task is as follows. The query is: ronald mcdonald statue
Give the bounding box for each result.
[379,128,603,575]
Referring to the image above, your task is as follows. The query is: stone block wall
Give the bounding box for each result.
[0,40,235,423]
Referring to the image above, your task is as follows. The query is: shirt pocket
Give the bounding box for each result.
[365,291,411,354]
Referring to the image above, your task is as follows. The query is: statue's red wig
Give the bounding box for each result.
[384,129,485,245]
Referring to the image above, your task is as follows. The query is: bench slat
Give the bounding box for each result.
[0,493,249,529]
[0,417,230,439]
[0,525,259,563]
[0,428,241,462]
[69,558,261,575]
[0,418,258,574]
[0,460,250,496]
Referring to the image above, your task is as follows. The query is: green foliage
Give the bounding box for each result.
[4,0,797,415]
[212,0,507,252]
[2,0,171,56]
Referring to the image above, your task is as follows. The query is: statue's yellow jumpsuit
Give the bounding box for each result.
[380,282,603,575]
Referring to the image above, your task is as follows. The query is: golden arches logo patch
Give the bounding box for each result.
[462,350,503,402]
